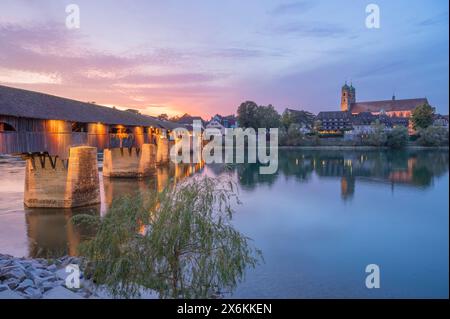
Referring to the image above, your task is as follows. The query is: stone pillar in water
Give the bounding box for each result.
[103,144,155,178]
[156,137,169,164]
[24,146,100,208]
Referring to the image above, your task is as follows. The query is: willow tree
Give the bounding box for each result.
[73,176,262,299]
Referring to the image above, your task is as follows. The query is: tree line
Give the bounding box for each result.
[236,101,315,131]
[235,101,448,148]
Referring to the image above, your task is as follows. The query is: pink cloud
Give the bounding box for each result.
[0,22,239,118]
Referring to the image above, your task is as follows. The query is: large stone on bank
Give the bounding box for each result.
[47,264,57,272]
[43,286,83,299]
[1,266,27,281]
[16,278,34,292]
[3,278,19,290]
[41,280,57,292]
[0,288,24,299]
[24,146,100,208]
[23,286,43,299]
[33,275,58,287]
[55,268,69,281]
[0,258,13,268]
[28,269,49,283]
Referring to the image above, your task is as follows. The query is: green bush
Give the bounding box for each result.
[367,121,387,146]
[417,126,449,146]
[386,126,409,149]
[278,124,320,146]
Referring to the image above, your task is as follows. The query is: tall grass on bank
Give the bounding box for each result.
[71,176,262,299]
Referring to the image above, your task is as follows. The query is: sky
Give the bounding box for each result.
[0,0,448,118]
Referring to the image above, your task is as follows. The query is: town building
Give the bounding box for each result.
[340,82,428,118]
[348,112,376,136]
[433,114,449,129]
[344,112,410,140]
[317,83,428,136]
[204,114,238,135]
[283,108,315,133]
[315,111,352,135]
[205,118,226,135]
[176,114,205,128]
[209,114,237,129]
[173,114,206,136]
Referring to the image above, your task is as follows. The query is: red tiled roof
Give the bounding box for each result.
[350,98,428,113]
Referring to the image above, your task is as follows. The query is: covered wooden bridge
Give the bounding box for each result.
[0,85,180,209]
[0,85,178,158]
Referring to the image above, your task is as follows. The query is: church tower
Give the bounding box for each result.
[341,82,356,112]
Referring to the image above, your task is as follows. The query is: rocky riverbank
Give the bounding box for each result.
[0,253,95,299]
[0,254,159,299]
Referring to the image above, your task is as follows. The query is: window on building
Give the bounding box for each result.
[71,122,88,132]
[0,122,16,132]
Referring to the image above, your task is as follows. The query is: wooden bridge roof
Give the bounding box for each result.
[0,85,174,128]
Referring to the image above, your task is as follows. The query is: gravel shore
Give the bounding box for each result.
[0,253,98,299]
[0,253,159,299]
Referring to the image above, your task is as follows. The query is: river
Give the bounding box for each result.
[0,149,448,298]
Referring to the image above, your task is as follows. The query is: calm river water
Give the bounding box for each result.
[0,149,448,298]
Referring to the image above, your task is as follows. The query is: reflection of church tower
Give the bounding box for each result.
[341,82,356,112]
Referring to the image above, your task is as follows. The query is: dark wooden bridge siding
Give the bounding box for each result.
[0,115,158,158]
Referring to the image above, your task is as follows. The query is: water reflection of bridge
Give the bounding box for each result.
[25,162,204,258]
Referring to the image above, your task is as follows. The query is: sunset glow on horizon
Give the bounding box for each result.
[1,0,448,119]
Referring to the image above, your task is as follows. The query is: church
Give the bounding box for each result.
[340,82,428,118]
[316,83,428,134]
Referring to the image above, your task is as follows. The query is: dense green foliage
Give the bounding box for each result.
[236,101,280,129]
[279,124,320,146]
[72,176,261,299]
[367,120,388,146]
[256,104,281,129]
[236,101,259,129]
[280,109,315,130]
[386,126,409,149]
[411,103,435,130]
[417,126,449,146]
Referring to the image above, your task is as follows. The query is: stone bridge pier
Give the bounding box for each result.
[24,146,100,208]
[156,137,170,164]
[23,139,171,207]
[102,139,170,178]
[102,143,157,178]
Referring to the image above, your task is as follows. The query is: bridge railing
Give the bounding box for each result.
[0,132,155,158]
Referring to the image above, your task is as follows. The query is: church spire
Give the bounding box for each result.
[341,81,356,112]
